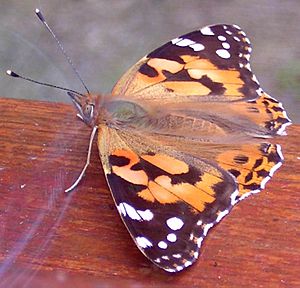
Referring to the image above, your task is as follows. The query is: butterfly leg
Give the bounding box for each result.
[65,125,98,192]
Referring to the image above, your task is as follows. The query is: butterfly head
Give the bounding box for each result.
[68,91,102,127]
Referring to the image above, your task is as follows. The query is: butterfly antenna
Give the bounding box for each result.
[6,70,85,97]
[35,8,90,95]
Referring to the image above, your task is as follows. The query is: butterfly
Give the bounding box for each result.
[64,24,291,272]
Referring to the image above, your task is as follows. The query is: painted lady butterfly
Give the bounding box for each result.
[66,24,291,272]
[9,18,291,272]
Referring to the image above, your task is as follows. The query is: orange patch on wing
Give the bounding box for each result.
[138,188,155,202]
[234,93,287,131]
[189,69,243,85]
[217,144,278,197]
[138,181,181,204]
[223,83,243,96]
[256,92,288,131]
[136,58,184,87]
[155,175,215,212]
[195,173,219,196]
[149,181,179,203]
[111,149,148,186]
[137,70,166,84]
[180,55,199,64]
[148,58,184,74]
[141,154,189,175]
[217,145,273,171]
[164,81,211,95]
[113,149,139,161]
[184,58,218,70]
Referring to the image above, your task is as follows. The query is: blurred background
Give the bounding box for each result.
[0,0,299,122]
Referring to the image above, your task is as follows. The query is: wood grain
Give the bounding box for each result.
[0,98,299,288]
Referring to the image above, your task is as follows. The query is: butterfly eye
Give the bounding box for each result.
[83,104,94,121]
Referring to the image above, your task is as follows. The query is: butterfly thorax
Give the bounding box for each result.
[99,99,152,129]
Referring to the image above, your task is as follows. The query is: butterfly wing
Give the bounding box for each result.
[98,125,238,272]
[141,131,284,201]
[112,24,291,136]
[112,24,253,100]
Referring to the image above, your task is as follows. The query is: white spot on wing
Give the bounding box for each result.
[184,260,192,268]
[158,241,168,249]
[166,217,184,230]
[137,209,154,221]
[260,176,271,189]
[176,38,195,47]
[233,24,241,29]
[216,49,231,59]
[136,236,153,248]
[117,202,153,221]
[269,162,282,178]
[276,144,284,161]
[231,189,239,205]
[123,203,138,219]
[201,26,215,35]
[239,188,261,201]
[167,233,177,242]
[244,62,251,71]
[203,223,213,236]
[189,233,194,240]
[172,37,205,52]
[256,88,264,95]
[252,74,259,83]
[218,35,226,41]
[277,122,291,135]
[190,43,205,51]
[216,209,229,222]
[172,253,182,258]
[171,37,182,44]
[244,54,250,61]
[165,268,176,272]
[117,203,126,216]
[197,237,203,247]
[222,42,230,49]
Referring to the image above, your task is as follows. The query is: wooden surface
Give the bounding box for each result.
[0,98,299,288]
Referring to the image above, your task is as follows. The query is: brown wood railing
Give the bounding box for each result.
[0,98,299,287]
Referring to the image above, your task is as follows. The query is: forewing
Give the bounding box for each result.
[112,24,255,101]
